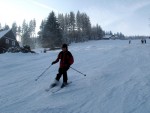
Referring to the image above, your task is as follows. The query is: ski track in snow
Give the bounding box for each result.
[0,40,150,113]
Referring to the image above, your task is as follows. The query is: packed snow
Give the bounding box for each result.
[0,39,150,113]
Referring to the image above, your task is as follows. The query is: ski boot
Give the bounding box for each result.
[50,80,59,88]
[61,82,68,88]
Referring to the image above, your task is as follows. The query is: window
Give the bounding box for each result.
[6,39,9,44]
[12,41,15,46]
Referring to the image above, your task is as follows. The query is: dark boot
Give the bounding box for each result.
[50,80,59,88]
[61,82,68,88]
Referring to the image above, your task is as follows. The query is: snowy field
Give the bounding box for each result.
[0,39,150,113]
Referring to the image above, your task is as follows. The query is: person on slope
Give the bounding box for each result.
[51,44,74,88]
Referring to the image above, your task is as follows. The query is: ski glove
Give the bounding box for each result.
[51,61,55,65]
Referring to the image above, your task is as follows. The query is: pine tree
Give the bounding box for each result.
[81,13,91,41]
[38,20,46,47]
[95,24,104,40]
[33,18,36,34]
[58,14,69,43]
[29,19,36,37]
[38,20,46,39]
[58,14,65,31]
[11,22,17,37]
[42,11,62,48]
[69,12,76,42]
[69,12,75,32]
[21,20,29,46]
[17,26,22,42]
[4,24,9,30]
[76,11,81,31]
[76,11,82,42]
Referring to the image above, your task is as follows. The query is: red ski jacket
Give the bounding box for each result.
[53,51,74,68]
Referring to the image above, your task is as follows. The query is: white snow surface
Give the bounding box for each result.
[0,40,150,113]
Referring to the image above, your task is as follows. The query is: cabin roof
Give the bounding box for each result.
[0,29,11,39]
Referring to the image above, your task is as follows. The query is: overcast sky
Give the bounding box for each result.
[0,0,150,36]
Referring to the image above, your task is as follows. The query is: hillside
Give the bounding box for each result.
[0,40,150,113]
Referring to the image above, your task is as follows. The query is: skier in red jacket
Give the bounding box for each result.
[51,44,74,88]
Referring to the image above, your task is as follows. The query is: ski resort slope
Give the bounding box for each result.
[0,40,150,113]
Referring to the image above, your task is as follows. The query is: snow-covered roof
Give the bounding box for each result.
[103,35,118,39]
[0,29,11,39]
[102,34,112,39]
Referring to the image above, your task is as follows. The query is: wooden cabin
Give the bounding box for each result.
[0,29,20,53]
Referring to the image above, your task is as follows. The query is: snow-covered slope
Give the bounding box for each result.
[0,40,150,113]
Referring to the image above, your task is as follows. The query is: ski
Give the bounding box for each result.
[45,87,53,92]
[45,84,57,92]
[51,87,62,93]
[51,81,72,93]
[45,81,72,93]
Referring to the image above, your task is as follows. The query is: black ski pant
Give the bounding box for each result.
[55,67,69,83]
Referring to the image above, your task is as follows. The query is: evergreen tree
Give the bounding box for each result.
[29,19,36,37]
[38,19,46,47]
[63,14,70,43]
[33,18,36,34]
[69,12,75,31]
[17,26,22,42]
[76,11,82,42]
[69,11,76,42]
[58,14,69,43]
[58,14,65,31]
[11,22,17,37]
[115,32,125,39]
[4,24,9,30]
[20,19,37,48]
[21,20,29,46]
[42,11,62,48]
[17,26,21,34]
[64,14,70,33]
[96,24,104,40]
[38,20,46,38]
[76,11,82,31]
[81,13,91,40]
[38,10,106,44]
[29,20,34,37]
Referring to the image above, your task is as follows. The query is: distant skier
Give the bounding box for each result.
[145,39,146,44]
[129,39,131,44]
[51,44,74,88]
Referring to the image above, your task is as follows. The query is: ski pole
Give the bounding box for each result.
[70,67,86,76]
[35,65,52,81]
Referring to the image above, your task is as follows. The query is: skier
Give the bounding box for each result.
[129,39,131,44]
[51,44,74,88]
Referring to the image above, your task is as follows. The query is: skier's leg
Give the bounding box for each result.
[61,68,69,88]
[55,68,62,81]
[50,68,62,88]
[63,70,68,83]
